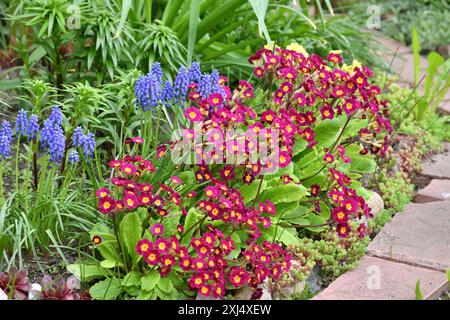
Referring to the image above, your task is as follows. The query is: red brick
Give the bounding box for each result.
[415,179,450,203]
[368,202,450,271]
[313,256,447,300]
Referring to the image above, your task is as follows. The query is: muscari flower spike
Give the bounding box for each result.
[40,118,66,164]
[188,61,202,83]
[151,62,163,85]
[161,80,174,108]
[72,126,96,159]
[0,120,13,160]
[135,73,161,111]
[15,109,28,136]
[48,106,63,126]
[68,149,80,164]
[198,73,212,98]
[26,114,39,140]
[173,66,189,103]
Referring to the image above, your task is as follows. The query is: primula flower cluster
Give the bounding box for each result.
[246,45,391,236]
[97,137,292,298]
[96,45,393,299]
[95,140,157,214]
[162,45,391,238]
[130,170,291,298]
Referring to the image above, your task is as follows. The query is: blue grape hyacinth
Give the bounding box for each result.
[151,62,163,85]
[188,61,202,83]
[173,66,189,103]
[15,109,28,136]
[72,126,96,159]
[135,73,161,111]
[161,80,174,108]
[0,120,12,160]
[48,106,63,126]
[26,114,40,140]
[68,149,80,164]
[40,118,66,164]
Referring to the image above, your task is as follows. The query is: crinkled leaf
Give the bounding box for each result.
[122,271,141,287]
[67,264,111,282]
[89,278,122,300]
[141,270,161,291]
[239,179,267,203]
[259,184,307,204]
[157,277,174,293]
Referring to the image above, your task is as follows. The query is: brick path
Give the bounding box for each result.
[314,147,450,300]
[314,35,450,299]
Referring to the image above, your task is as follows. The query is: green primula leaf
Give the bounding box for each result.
[278,228,300,245]
[275,201,300,216]
[239,179,267,203]
[302,173,326,188]
[182,208,203,245]
[120,212,142,264]
[319,202,331,220]
[141,270,161,291]
[122,271,141,287]
[89,278,122,300]
[97,240,121,263]
[266,226,299,245]
[304,214,327,232]
[314,118,343,148]
[67,264,111,282]
[292,138,308,155]
[282,205,309,222]
[136,290,157,300]
[259,184,307,204]
[350,157,377,173]
[272,162,294,177]
[295,153,324,179]
[100,260,118,269]
[157,277,174,293]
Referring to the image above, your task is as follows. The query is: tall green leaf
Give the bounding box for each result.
[187,0,201,65]
[248,0,272,47]
[415,280,424,300]
[114,0,132,39]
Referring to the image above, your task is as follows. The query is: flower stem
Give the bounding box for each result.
[32,139,38,191]
[14,135,20,192]
[252,175,265,206]
[0,162,3,206]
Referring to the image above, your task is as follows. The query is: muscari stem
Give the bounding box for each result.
[14,136,20,192]
[33,139,38,191]
[0,162,3,206]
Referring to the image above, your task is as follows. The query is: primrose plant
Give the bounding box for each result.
[69,44,390,300]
